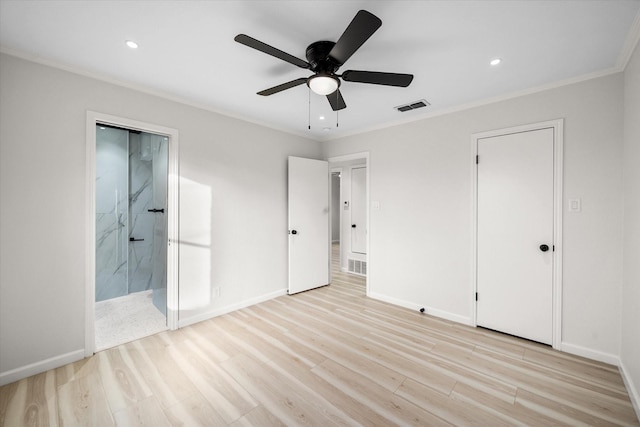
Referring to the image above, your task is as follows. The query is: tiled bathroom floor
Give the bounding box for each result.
[95,290,168,351]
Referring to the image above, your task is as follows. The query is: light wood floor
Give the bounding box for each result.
[1,246,638,426]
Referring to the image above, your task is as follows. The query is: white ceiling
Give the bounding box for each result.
[1,1,639,141]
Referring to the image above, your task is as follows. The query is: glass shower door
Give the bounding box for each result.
[128,131,168,315]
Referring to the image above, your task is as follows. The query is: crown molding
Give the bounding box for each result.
[0,45,318,143]
[323,67,622,142]
[616,8,640,71]
[0,41,631,144]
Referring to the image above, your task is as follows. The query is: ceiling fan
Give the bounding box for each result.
[234,10,414,111]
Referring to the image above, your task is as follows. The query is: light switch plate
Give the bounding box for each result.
[569,198,581,213]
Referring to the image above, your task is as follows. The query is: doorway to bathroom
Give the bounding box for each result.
[86,112,179,355]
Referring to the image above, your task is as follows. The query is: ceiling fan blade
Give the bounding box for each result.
[326,89,347,111]
[257,78,308,96]
[328,10,382,66]
[235,34,310,69]
[342,70,414,87]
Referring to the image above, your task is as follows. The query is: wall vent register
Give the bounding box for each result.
[348,259,367,276]
[395,99,430,112]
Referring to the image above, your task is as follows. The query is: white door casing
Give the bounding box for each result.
[85,111,179,356]
[351,166,367,255]
[288,156,330,294]
[472,120,563,348]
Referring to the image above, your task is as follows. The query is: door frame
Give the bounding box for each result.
[330,168,343,245]
[350,165,367,255]
[470,119,563,349]
[85,111,180,356]
[328,152,370,296]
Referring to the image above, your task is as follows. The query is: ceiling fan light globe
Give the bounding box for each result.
[308,75,339,95]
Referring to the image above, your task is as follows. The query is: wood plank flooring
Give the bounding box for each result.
[1,245,638,426]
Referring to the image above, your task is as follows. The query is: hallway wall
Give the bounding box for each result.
[622,40,640,417]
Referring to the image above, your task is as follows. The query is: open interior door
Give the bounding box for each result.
[288,156,330,294]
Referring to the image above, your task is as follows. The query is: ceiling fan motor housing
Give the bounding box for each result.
[306,41,340,73]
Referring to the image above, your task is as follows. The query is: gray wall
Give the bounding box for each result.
[323,73,625,361]
[622,41,640,415]
[324,63,640,411]
[1,46,638,412]
[0,53,321,380]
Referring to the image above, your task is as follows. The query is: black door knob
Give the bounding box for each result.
[291,230,297,235]
[539,244,549,252]
[352,224,357,228]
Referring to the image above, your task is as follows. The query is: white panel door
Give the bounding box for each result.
[288,156,329,294]
[351,167,367,254]
[477,128,554,345]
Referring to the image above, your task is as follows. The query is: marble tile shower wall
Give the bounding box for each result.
[96,127,129,301]
[95,128,167,303]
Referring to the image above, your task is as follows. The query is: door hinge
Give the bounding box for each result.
[475,292,478,301]
[553,245,555,252]
[476,155,479,164]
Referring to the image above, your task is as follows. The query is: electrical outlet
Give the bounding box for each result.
[213,287,221,298]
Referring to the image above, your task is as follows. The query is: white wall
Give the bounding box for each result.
[323,73,625,360]
[0,47,635,398]
[0,53,321,383]
[622,40,640,416]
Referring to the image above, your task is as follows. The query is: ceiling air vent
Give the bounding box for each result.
[395,99,430,112]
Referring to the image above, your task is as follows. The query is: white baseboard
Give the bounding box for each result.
[368,292,474,326]
[620,359,640,421]
[178,288,287,328]
[0,290,288,386]
[0,349,85,387]
[560,342,620,366]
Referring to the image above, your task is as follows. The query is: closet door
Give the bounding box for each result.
[476,128,554,345]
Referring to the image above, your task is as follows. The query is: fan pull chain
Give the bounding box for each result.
[308,88,311,130]
[336,91,339,128]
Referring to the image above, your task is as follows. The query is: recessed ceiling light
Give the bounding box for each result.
[319,116,325,120]
[323,127,331,131]
[490,58,502,66]
[125,40,139,49]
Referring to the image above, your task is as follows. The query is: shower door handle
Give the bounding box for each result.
[129,237,144,242]
[148,208,165,213]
